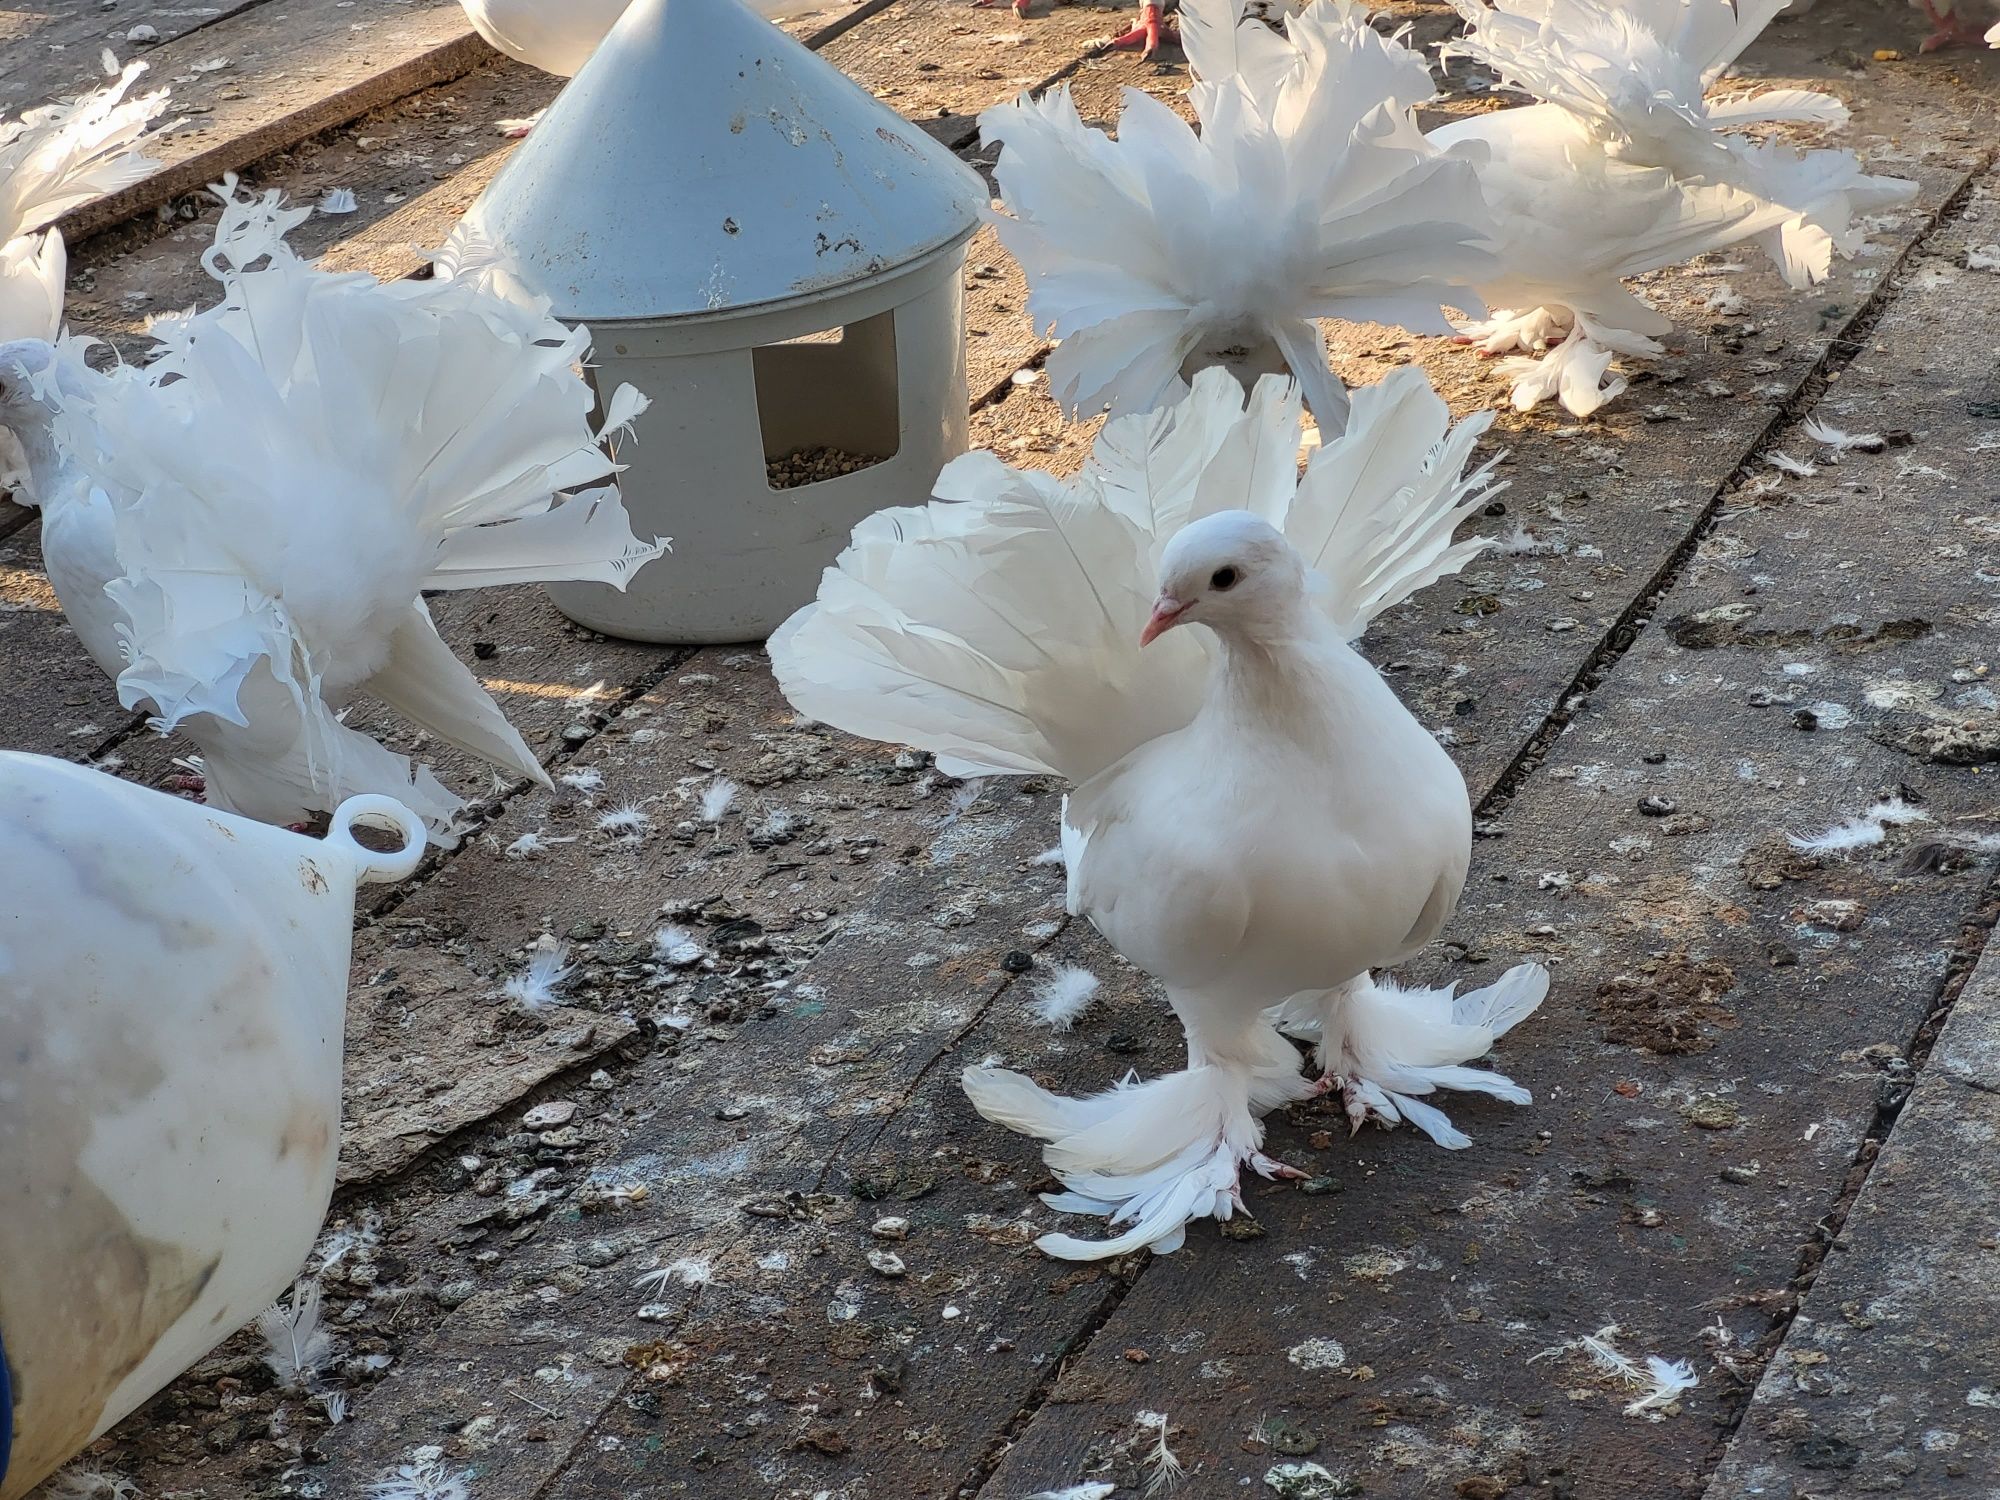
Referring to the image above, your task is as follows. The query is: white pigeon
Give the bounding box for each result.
[979,0,1494,434]
[0,181,662,840]
[1432,0,1915,415]
[0,58,168,344]
[1430,107,1798,416]
[771,365,1548,1259]
[1446,0,1917,286]
[461,0,839,134]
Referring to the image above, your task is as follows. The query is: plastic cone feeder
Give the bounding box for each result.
[463,0,987,643]
[0,755,423,1497]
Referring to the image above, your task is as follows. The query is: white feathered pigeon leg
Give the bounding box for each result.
[1278,965,1550,1150]
[961,1003,1315,1261]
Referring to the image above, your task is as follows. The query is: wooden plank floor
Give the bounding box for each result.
[6,2,2000,1497]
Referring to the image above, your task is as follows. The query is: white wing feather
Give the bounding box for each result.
[770,365,1495,784]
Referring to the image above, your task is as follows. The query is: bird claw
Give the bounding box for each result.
[165,773,207,796]
[1249,1151,1309,1182]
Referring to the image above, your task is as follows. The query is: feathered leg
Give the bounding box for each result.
[1274,965,1549,1149]
[963,1001,1314,1260]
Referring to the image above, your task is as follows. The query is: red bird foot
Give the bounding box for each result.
[1916,0,1989,49]
[1108,1,1178,55]
[165,773,206,796]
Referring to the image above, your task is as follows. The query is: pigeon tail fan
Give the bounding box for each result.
[0,62,169,341]
[1442,0,1821,163]
[1440,0,1912,290]
[1274,964,1548,1148]
[979,0,1493,430]
[0,62,169,239]
[962,1020,1317,1260]
[770,364,1498,787]
[43,186,661,838]
[1721,139,1919,288]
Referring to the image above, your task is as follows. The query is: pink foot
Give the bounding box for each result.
[1108,2,1177,54]
[166,773,206,796]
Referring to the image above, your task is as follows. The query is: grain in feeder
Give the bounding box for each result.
[461,0,987,643]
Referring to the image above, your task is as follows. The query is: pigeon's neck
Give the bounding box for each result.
[1205,609,1358,732]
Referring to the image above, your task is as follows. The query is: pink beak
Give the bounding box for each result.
[1139,596,1188,647]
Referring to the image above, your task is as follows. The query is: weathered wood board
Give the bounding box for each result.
[8,3,2000,1498]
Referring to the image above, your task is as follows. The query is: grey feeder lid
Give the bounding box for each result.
[461,0,989,324]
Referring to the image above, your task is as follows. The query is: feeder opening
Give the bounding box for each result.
[755,307,900,491]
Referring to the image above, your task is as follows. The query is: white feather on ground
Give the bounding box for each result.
[980,0,1493,431]
[256,1279,336,1391]
[502,940,573,1012]
[1031,964,1103,1028]
[365,1461,474,1500]
[700,776,739,823]
[0,177,663,842]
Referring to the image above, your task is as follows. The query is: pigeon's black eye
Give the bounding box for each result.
[1210,566,1239,591]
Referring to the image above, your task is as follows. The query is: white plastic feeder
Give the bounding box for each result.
[462,0,988,643]
[0,755,423,1499]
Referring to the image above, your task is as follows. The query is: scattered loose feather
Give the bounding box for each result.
[366,1461,474,1500]
[319,187,358,214]
[560,766,605,793]
[503,829,574,859]
[1763,450,1818,478]
[1544,1323,1698,1420]
[257,1278,336,1391]
[597,803,651,838]
[654,925,707,966]
[1137,1410,1187,1495]
[1867,796,1929,826]
[700,776,739,823]
[1787,795,1931,857]
[502,940,573,1012]
[31,1467,140,1500]
[1031,964,1103,1029]
[1787,817,1885,856]
[1023,1487,1116,1500]
[1802,417,1886,453]
[632,1256,713,1296]
[1625,1355,1700,1417]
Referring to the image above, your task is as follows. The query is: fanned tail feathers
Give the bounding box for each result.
[0,61,170,239]
[61,180,661,835]
[771,365,1495,786]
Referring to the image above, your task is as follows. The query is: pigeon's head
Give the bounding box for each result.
[1143,510,1305,647]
